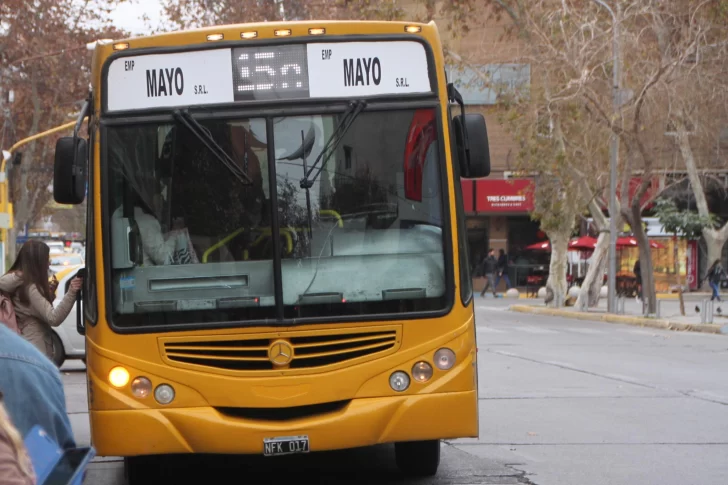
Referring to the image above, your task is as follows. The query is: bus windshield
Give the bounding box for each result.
[106,108,447,328]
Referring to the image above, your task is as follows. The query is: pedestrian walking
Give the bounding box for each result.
[494,249,512,291]
[0,240,82,361]
[633,259,642,302]
[704,259,726,302]
[480,249,498,297]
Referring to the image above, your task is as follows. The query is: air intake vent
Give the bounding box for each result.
[160,326,400,374]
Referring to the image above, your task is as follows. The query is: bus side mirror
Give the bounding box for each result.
[453,114,490,178]
[54,137,87,204]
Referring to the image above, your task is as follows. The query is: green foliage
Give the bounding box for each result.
[653,198,717,239]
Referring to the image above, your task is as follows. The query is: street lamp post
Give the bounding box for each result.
[592,0,620,314]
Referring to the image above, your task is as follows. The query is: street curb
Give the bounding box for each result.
[515,292,712,300]
[509,305,725,335]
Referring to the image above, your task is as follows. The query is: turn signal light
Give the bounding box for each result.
[113,42,130,50]
[405,25,422,33]
[108,367,130,388]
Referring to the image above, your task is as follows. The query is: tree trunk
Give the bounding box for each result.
[675,117,728,286]
[630,206,657,315]
[576,197,611,310]
[576,231,609,310]
[545,231,570,308]
[11,70,43,263]
[703,227,728,286]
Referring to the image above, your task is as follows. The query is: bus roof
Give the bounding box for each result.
[109,20,435,46]
[90,20,444,112]
[91,20,439,70]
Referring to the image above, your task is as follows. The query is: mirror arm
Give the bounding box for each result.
[447,83,470,157]
[71,95,91,172]
[73,99,90,138]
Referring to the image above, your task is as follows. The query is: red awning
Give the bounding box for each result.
[525,241,551,251]
[568,236,598,251]
[616,237,666,249]
[525,237,598,252]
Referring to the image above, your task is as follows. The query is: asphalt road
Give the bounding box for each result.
[61,299,728,484]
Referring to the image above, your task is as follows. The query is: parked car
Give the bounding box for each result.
[49,252,84,274]
[43,240,65,254]
[50,265,85,367]
[69,242,85,255]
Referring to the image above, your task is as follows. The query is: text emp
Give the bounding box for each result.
[147,68,184,97]
[343,57,382,87]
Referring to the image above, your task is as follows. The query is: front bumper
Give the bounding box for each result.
[90,390,477,456]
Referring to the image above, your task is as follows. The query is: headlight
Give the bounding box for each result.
[389,371,410,392]
[412,361,433,382]
[108,367,130,388]
[154,384,175,405]
[434,348,456,370]
[131,377,152,398]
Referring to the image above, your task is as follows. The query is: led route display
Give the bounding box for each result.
[106,41,432,112]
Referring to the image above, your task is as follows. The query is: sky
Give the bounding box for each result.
[109,0,165,35]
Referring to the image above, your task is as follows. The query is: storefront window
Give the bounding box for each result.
[619,238,687,292]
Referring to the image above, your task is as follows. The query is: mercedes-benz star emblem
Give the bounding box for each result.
[268,340,293,366]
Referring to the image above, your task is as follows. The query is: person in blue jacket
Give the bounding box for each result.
[0,325,75,450]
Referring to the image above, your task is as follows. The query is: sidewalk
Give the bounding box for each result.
[507,293,728,335]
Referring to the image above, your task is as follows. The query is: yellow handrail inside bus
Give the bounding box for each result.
[202,211,342,263]
[243,229,294,260]
[203,227,293,263]
[202,228,246,262]
[319,210,343,227]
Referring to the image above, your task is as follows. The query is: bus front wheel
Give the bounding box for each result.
[395,439,440,477]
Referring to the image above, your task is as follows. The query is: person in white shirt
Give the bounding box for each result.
[113,198,197,267]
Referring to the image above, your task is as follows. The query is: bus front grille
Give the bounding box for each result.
[160,326,401,373]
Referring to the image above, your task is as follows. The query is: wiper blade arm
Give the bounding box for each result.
[300,100,366,189]
[173,109,253,185]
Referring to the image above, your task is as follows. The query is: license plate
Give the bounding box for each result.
[263,435,310,456]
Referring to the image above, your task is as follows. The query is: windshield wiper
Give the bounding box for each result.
[299,100,366,190]
[173,109,253,185]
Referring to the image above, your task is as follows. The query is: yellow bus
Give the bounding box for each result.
[53,19,490,482]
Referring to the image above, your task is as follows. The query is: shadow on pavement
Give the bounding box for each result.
[164,446,407,483]
[85,443,508,485]
[91,445,439,485]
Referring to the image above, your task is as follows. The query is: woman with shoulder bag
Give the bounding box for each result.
[0,241,82,361]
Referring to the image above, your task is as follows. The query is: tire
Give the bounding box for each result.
[124,456,162,485]
[50,331,66,368]
[395,440,440,477]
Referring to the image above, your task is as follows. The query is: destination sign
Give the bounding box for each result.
[105,41,431,112]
